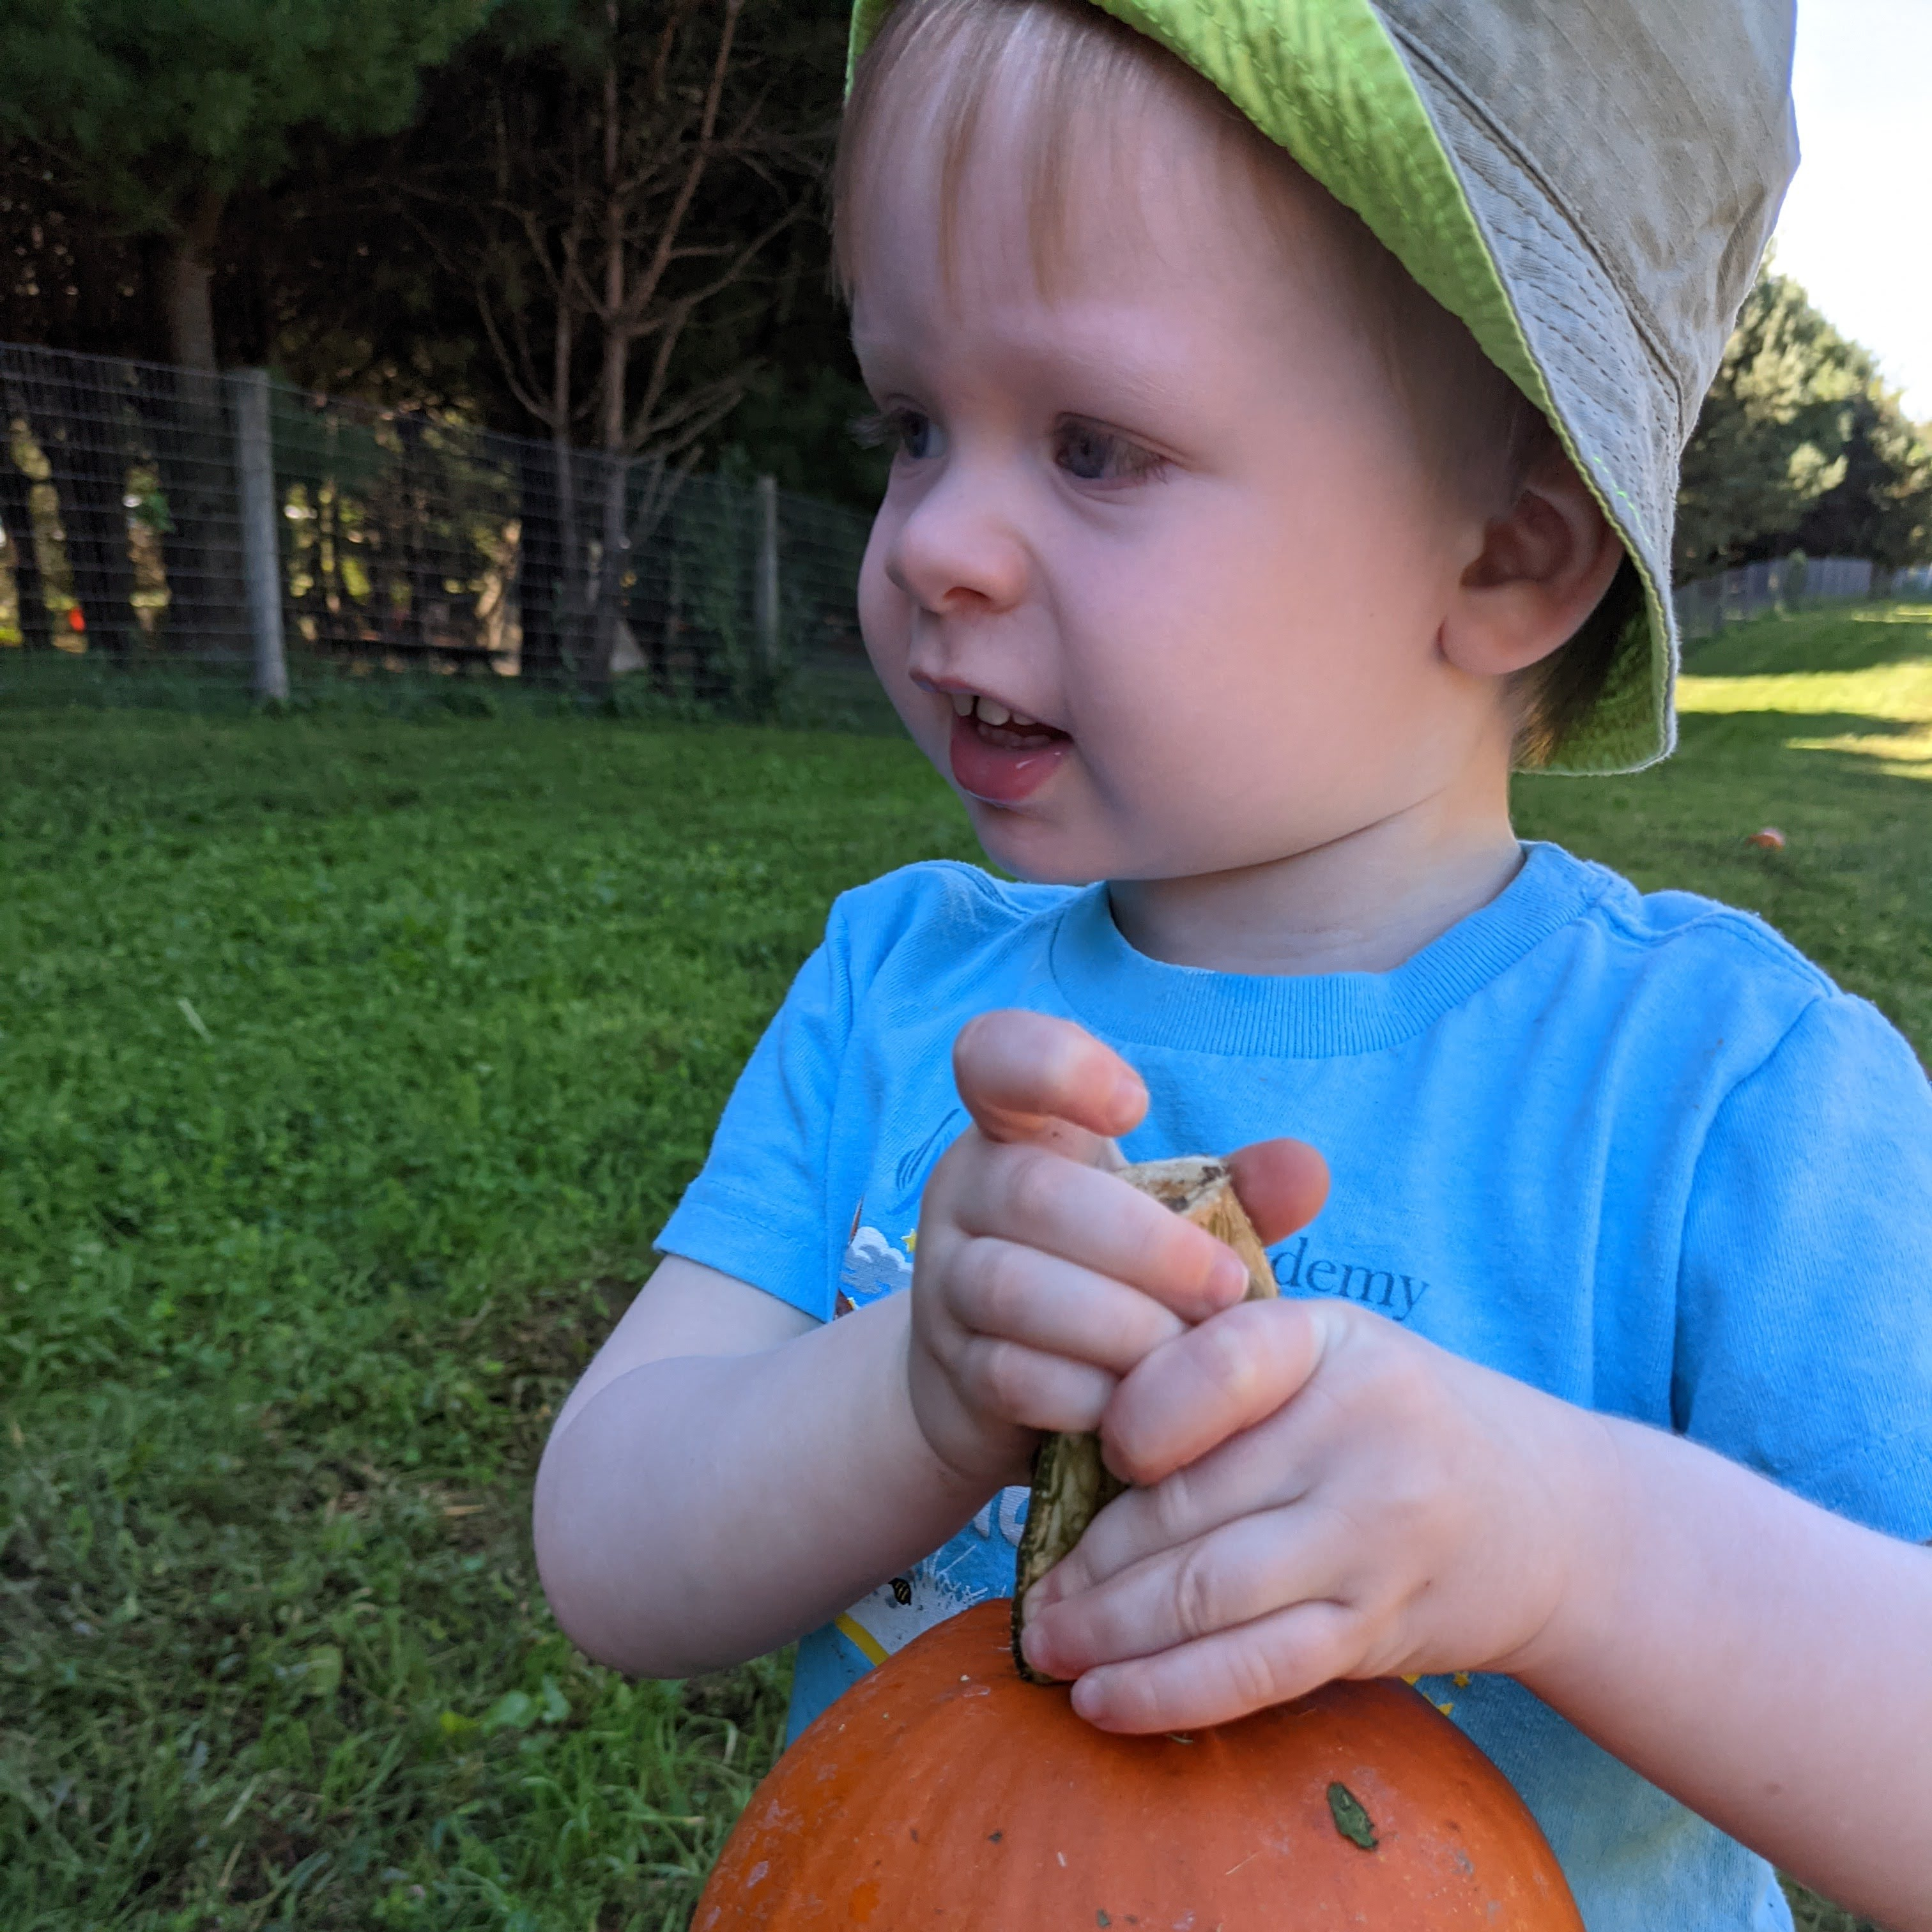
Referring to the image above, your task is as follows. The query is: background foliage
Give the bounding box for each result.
[0,0,495,372]
[1678,270,1932,579]
[4,6,1919,551]
[0,0,878,508]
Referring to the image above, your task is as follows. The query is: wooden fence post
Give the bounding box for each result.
[231,368,289,702]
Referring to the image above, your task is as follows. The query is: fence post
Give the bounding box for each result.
[754,472,781,673]
[231,368,288,702]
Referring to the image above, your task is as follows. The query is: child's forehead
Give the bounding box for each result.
[837,13,1357,316]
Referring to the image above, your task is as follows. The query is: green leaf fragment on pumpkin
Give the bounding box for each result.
[1327,1781,1377,1851]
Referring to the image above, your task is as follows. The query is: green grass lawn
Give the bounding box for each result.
[3,604,1926,1930]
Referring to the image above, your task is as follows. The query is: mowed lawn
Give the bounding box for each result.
[3,606,1927,1931]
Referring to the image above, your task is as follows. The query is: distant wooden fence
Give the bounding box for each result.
[1672,555,1882,642]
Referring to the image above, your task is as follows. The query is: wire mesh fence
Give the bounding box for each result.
[0,339,873,714]
[6,336,1917,709]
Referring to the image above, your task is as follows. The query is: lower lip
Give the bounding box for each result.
[948,710,1071,806]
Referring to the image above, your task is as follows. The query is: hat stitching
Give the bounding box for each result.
[1381,18,1689,438]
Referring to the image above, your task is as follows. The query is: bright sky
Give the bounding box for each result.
[1773,0,1931,424]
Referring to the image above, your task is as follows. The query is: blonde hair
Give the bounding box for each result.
[834,0,1632,765]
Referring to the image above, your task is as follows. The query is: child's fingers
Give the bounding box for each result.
[951,1142,1251,1319]
[952,1333,1119,1436]
[1102,1298,1328,1487]
[953,1009,1147,1150]
[1020,1502,1351,1683]
[946,1236,1190,1374]
[1225,1137,1330,1245]
[1064,1597,1363,1735]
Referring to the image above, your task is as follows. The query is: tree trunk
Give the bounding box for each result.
[140,361,248,659]
[161,190,224,374]
[38,365,139,657]
[586,449,630,691]
[582,22,630,697]
[146,192,249,657]
[0,439,51,652]
[514,435,568,682]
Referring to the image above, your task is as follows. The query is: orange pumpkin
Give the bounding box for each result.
[694,1599,1583,1929]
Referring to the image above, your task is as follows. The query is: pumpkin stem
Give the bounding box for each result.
[1009,1158,1276,1683]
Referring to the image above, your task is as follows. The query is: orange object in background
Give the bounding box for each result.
[1747,827,1786,850]
[66,606,86,634]
[693,1600,1583,1931]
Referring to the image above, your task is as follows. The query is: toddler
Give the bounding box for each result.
[535,1,1932,1926]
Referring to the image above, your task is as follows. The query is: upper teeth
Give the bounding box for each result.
[950,692,1039,728]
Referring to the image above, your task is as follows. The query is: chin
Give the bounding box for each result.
[966,806,1114,887]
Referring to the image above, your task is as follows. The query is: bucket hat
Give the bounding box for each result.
[847,0,1800,774]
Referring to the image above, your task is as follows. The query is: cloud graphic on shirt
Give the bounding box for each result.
[840,1225,914,1301]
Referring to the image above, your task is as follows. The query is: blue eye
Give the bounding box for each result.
[853,407,940,463]
[1054,418,1165,484]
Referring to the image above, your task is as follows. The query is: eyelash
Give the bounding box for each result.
[850,407,922,453]
[852,407,1169,486]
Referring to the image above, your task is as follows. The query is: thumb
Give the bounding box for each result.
[1226,1138,1331,1245]
[953,1009,1144,1163]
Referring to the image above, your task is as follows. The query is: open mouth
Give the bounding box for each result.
[945,691,1071,805]
[948,690,1066,751]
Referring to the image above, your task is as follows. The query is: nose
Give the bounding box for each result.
[885,461,1029,617]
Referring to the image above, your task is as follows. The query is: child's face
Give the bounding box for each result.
[850,75,1512,887]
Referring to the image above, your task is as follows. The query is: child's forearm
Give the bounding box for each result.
[1515,1414,1932,1929]
[533,1292,997,1678]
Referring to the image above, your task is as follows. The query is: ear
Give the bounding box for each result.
[1441,438,1627,677]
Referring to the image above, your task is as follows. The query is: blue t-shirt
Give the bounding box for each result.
[656,843,1932,1932]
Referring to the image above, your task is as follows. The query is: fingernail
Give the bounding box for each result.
[1209,1251,1248,1301]
[1110,1070,1147,1120]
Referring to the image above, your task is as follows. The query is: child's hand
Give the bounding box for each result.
[907,1009,1327,1491]
[1018,1300,1614,1734]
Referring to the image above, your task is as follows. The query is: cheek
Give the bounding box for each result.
[857,512,952,759]
[856,513,904,671]
[1058,486,1457,852]
[1063,506,1314,748]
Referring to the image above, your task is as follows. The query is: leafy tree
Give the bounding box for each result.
[1676,272,1862,578]
[1791,385,1932,571]
[0,0,495,371]
[1677,268,1932,576]
[392,0,844,682]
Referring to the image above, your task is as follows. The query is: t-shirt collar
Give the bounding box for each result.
[1049,842,1611,1059]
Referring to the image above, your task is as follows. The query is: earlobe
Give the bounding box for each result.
[1443,445,1627,678]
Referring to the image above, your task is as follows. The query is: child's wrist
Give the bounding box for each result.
[1492,1400,1634,1691]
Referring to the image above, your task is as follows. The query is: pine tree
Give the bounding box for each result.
[0,0,494,370]
[1677,268,1932,577]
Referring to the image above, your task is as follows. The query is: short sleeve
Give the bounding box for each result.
[654,907,855,1323]
[1674,993,1932,1541]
